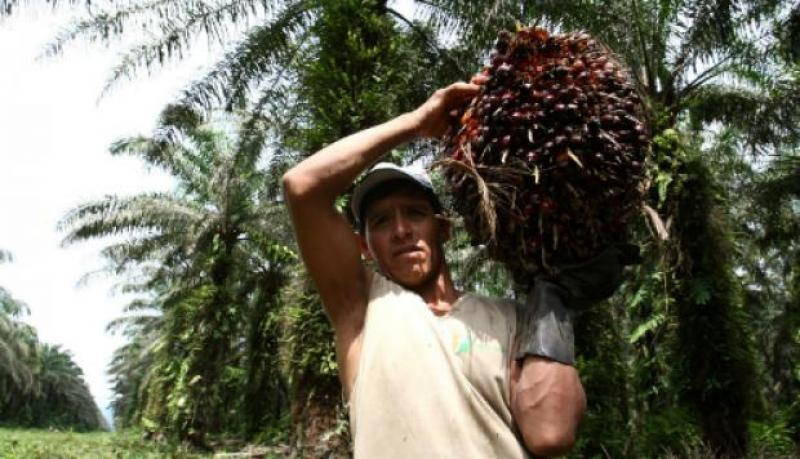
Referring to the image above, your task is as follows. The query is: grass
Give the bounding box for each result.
[0,428,208,458]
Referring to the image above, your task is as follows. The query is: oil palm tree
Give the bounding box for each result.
[0,250,36,414]
[23,344,107,430]
[106,295,163,429]
[0,295,37,414]
[0,327,104,430]
[50,2,459,449]
[749,152,800,431]
[60,105,295,444]
[0,249,105,430]
[43,0,464,111]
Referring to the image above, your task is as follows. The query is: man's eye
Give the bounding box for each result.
[371,216,389,227]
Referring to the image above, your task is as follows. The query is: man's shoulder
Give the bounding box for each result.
[455,292,519,360]
[465,290,521,309]
[459,291,521,323]
[367,270,404,299]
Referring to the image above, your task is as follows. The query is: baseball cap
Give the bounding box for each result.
[350,162,440,227]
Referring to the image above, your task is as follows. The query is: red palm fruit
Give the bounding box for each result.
[442,26,650,282]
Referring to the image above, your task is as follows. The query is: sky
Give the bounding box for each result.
[0,6,215,425]
[0,0,417,428]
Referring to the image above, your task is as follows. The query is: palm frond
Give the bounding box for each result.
[99,234,179,272]
[122,298,163,314]
[413,0,472,39]
[47,0,287,96]
[672,0,739,67]
[178,0,316,111]
[758,153,800,201]
[0,287,29,317]
[0,318,35,393]
[110,128,214,196]
[0,0,88,17]
[0,0,19,16]
[106,313,162,335]
[59,193,206,246]
[686,77,800,150]
[786,3,800,60]
[45,0,183,56]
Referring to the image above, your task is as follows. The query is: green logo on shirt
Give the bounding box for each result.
[454,334,504,355]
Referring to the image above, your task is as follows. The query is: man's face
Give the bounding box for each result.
[360,188,448,290]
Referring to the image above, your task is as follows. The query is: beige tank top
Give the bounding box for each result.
[348,274,530,458]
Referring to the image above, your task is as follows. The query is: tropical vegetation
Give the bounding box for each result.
[0,252,106,431]
[0,428,213,458]
[1,0,799,457]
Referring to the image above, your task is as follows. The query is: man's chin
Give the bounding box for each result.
[389,268,433,290]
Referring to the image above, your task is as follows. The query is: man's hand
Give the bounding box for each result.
[516,243,640,365]
[410,81,482,139]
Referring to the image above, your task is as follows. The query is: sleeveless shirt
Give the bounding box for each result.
[348,273,530,458]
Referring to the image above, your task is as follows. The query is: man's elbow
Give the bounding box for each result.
[282,168,310,200]
[520,425,577,457]
[511,357,586,456]
[513,385,585,456]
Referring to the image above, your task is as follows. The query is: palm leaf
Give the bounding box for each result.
[59,192,206,245]
[178,0,316,110]
[687,78,800,150]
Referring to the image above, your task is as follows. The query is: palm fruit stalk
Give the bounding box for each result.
[442,26,649,283]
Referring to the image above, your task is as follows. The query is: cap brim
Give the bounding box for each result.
[350,167,432,225]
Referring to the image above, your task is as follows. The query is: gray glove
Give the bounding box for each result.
[515,243,641,365]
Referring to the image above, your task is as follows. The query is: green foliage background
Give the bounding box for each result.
[1,0,799,457]
[1,254,106,432]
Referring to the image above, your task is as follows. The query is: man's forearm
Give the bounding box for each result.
[512,357,586,457]
[282,112,420,201]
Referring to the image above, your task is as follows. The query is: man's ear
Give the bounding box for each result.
[357,232,374,261]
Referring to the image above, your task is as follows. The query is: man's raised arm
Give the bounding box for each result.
[282,112,419,326]
[281,82,481,373]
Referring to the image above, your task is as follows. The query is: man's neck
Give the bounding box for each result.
[413,265,460,316]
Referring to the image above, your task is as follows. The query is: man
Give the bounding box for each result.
[282,80,586,458]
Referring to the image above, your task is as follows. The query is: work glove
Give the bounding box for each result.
[515,243,641,365]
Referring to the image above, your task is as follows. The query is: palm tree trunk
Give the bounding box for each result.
[670,158,755,457]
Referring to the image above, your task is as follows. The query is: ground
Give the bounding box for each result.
[0,428,287,458]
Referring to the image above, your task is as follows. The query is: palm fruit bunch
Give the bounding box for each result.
[443,26,649,281]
